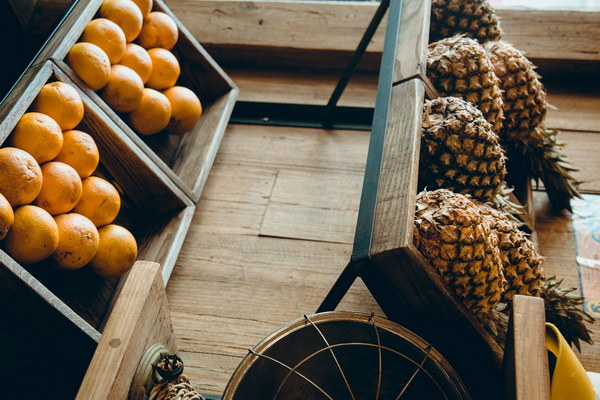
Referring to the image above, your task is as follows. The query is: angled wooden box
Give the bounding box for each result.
[34,0,238,202]
[0,60,194,398]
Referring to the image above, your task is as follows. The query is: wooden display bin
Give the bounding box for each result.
[0,60,194,398]
[33,0,238,202]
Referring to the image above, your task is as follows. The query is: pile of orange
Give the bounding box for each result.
[66,0,203,136]
[0,81,137,279]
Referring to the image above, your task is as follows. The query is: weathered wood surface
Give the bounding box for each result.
[502,295,551,400]
[76,261,177,400]
[370,79,424,254]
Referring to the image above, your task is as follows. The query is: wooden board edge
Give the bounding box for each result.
[76,260,178,400]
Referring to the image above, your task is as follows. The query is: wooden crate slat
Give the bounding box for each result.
[393,0,431,82]
[76,261,177,400]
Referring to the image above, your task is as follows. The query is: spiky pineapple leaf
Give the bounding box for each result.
[518,126,582,213]
[541,277,594,352]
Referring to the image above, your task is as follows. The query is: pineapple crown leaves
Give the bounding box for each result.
[517,125,583,213]
[541,276,594,352]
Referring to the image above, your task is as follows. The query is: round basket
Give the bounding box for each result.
[222,311,471,399]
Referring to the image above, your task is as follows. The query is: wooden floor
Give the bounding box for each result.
[166,67,600,395]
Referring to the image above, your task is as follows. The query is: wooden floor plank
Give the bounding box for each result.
[215,124,370,173]
[557,130,600,194]
[260,168,363,243]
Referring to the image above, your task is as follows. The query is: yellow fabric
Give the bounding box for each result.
[546,323,595,400]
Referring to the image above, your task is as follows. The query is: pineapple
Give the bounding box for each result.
[430,0,503,44]
[420,96,507,204]
[427,35,504,134]
[484,40,582,212]
[480,206,544,301]
[414,189,506,314]
[484,40,547,143]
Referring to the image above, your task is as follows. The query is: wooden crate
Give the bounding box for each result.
[7,0,70,35]
[33,0,238,202]
[0,60,194,397]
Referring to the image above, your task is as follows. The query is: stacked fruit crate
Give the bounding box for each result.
[0,0,237,397]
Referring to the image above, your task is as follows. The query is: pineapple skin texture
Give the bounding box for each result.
[485,40,548,143]
[414,189,507,314]
[429,0,503,44]
[427,35,504,134]
[420,96,507,203]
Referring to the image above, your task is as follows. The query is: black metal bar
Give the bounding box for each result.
[230,101,374,131]
[321,0,391,129]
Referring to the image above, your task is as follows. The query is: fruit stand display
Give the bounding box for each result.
[33,0,238,202]
[0,59,194,397]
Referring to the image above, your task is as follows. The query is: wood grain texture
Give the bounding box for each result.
[502,295,551,400]
[260,169,363,244]
[370,79,424,255]
[76,261,177,400]
[498,9,600,62]
[393,0,431,82]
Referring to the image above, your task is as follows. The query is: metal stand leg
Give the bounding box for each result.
[317,261,360,312]
[321,0,390,128]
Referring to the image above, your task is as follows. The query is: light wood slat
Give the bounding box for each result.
[369,79,424,255]
[502,295,551,400]
[76,261,177,400]
[166,1,600,66]
[545,85,600,132]
[228,67,379,107]
[556,130,600,194]
[393,0,431,82]
[498,9,600,62]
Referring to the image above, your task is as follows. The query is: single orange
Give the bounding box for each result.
[89,224,137,278]
[66,42,111,91]
[35,161,82,215]
[131,0,153,17]
[81,18,127,64]
[53,213,99,270]
[98,0,143,42]
[0,147,43,206]
[8,112,63,163]
[0,193,14,241]
[119,43,153,83]
[137,11,178,50]
[101,64,144,113]
[128,88,171,135]
[54,130,100,178]
[163,86,203,134]
[2,205,59,265]
[146,48,180,90]
[74,176,121,227]
[31,81,84,131]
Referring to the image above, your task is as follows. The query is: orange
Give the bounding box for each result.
[54,130,100,178]
[81,18,127,64]
[119,43,153,83]
[128,88,171,135]
[35,162,82,215]
[99,0,143,42]
[8,112,63,163]
[66,42,111,91]
[163,86,203,134]
[31,82,84,131]
[89,224,137,278]
[137,11,178,50]
[74,176,121,227]
[53,213,99,270]
[146,48,180,90]
[2,205,59,265]
[0,193,14,241]
[101,64,144,113]
[131,0,153,17]
[0,147,43,206]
